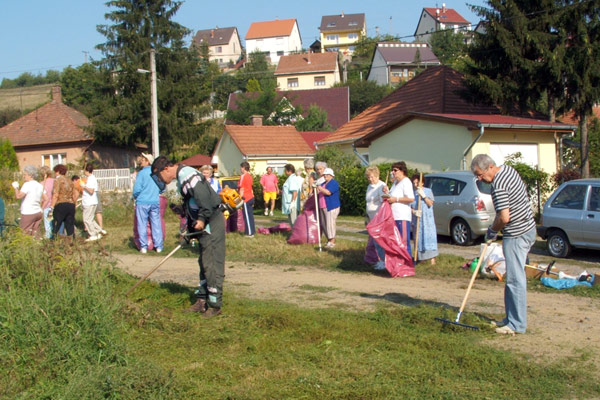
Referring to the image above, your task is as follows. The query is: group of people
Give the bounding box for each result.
[8,163,105,241]
[365,161,439,271]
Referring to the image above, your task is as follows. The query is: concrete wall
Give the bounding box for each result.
[367,50,388,85]
[213,132,245,176]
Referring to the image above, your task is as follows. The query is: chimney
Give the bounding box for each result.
[442,3,446,13]
[251,115,263,126]
[307,51,311,65]
[211,29,214,38]
[341,11,345,18]
[51,86,62,103]
[436,8,440,16]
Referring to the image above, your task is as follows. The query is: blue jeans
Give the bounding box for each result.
[136,203,163,250]
[43,207,53,239]
[503,227,536,333]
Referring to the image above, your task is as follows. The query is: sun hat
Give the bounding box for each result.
[141,152,154,164]
[323,168,335,177]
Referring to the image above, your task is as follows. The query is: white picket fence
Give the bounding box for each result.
[94,168,133,192]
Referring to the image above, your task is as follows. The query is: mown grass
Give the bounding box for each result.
[1,229,599,398]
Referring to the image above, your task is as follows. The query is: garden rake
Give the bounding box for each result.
[435,243,488,330]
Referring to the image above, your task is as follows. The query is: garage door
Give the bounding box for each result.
[490,143,538,167]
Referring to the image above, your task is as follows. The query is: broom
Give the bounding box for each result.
[435,243,488,330]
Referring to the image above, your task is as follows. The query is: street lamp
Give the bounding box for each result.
[136,48,159,158]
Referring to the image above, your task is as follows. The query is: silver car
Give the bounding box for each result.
[424,171,496,246]
[537,179,600,257]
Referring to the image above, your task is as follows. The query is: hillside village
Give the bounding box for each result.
[0,2,597,179]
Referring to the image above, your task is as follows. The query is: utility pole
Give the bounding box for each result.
[150,48,159,158]
[82,51,89,63]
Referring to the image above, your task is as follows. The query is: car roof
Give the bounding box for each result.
[563,178,600,184]
[425,170,474,177]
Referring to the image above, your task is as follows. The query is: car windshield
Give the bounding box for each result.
[476,180,492,195]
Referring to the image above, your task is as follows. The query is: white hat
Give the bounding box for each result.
[323,168,335,177]
[141,152,154,164]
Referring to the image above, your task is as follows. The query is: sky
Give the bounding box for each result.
[0,0,488,82]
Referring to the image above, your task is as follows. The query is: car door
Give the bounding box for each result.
[427,177,457,235]
[582,184,600,247]
[547,184,587,245]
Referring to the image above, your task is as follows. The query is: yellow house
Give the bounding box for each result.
[275,52,340,91]
[319,66,576,174]
[212,116,316,177]
[319,12,366,55]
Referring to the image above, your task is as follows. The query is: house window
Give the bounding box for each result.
[349,21,358,26]
[216,46,222,53]
[326,34,339,42]
[287,78,299,88]
[348,33,358,40]
[42,153,67,168]
[277,50,284,56]
[314,76,326,86]
[327,22,336,27]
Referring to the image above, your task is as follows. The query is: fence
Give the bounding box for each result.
[94,168,132,192]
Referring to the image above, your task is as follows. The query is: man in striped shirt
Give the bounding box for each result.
[471,154,536,335]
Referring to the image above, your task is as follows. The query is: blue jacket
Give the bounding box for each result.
[323,178,340,211]
[133,166,160,205]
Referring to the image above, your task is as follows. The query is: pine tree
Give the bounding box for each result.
[92,0,207,152]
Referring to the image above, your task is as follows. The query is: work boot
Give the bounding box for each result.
[184,298,207,313]
[202,307,222,318]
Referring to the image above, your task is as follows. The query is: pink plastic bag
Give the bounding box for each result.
[364,236,379,265]
[367,202,415,277]
[257,227,271,235]
[269,223,291,233]
[288,194,319,244]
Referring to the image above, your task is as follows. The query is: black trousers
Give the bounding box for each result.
[196,212,226,309]
[53,202,75,237]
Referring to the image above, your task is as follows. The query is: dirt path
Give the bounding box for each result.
[116,252,600,374]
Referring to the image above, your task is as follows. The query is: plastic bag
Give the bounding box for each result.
[288,194,319,244]
[367,202,414,277]
[364,236,379,265]
[541,277,593,289]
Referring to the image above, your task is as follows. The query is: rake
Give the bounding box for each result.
[435,243,488,330]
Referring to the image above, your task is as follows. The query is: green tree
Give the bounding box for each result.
[559,0,600,178]
[429,29,468,69]
[93,0,207,152]
[465,0,567,120]
[0,108,22,128]
[245,78,262,92]
[237,50,276,92]
[226,90,278,125]
[295,104,332,131]
[0,138,19,171]
[334,80,393,116]
[60,64,105,114]
[314,145,359,172]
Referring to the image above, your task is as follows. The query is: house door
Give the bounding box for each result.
[490,143,538,167]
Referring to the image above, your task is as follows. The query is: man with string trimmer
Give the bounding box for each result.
[152,156,226,318]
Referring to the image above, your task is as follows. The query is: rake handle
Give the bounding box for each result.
[456,243,488,321]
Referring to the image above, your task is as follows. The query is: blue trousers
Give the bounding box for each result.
[503,227,536,333]
[136,203,163,250]
[242,198,255,236]
[395,220,412,259]
[43,207,53,239]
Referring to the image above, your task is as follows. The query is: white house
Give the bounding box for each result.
[192,27,243,68]
[414,4,471,43]
[245,18,303,64]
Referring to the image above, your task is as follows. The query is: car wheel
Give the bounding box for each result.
[451,218,473,246]
[546,230,572,258]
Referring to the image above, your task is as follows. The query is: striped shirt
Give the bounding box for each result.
[491,165,536,237]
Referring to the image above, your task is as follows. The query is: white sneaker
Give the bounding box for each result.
[264,210,269,216]
[269,211,274,216]
[156,248,163,253]
[140,248,147,254]
[85,235,100,242]
[101,229,108,235]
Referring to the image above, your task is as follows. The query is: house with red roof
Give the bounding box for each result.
[245,18,302,64]
[414,4,472,43]
[367,42,441,86]
[275,52,340,90]
[318,66,576,174]
[212,116,315,176]
[227,86,350,130]
[0,86,139,169]
[192,27,242,69]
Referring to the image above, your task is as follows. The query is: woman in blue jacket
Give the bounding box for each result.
[317,168,340,248]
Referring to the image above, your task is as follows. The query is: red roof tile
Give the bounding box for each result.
[558,106,600,125]
[320,66,499,145]
[246,19,297,40]
[275,52,338,75]
[227,87,350,129]
[181,153,215,167]
[424,7,470,24]
[0,91,91,147]
[299,131,333,150]
[426,113,576,128]
[224,125,314,156]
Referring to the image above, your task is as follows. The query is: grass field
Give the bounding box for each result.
[0,84,53,111]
